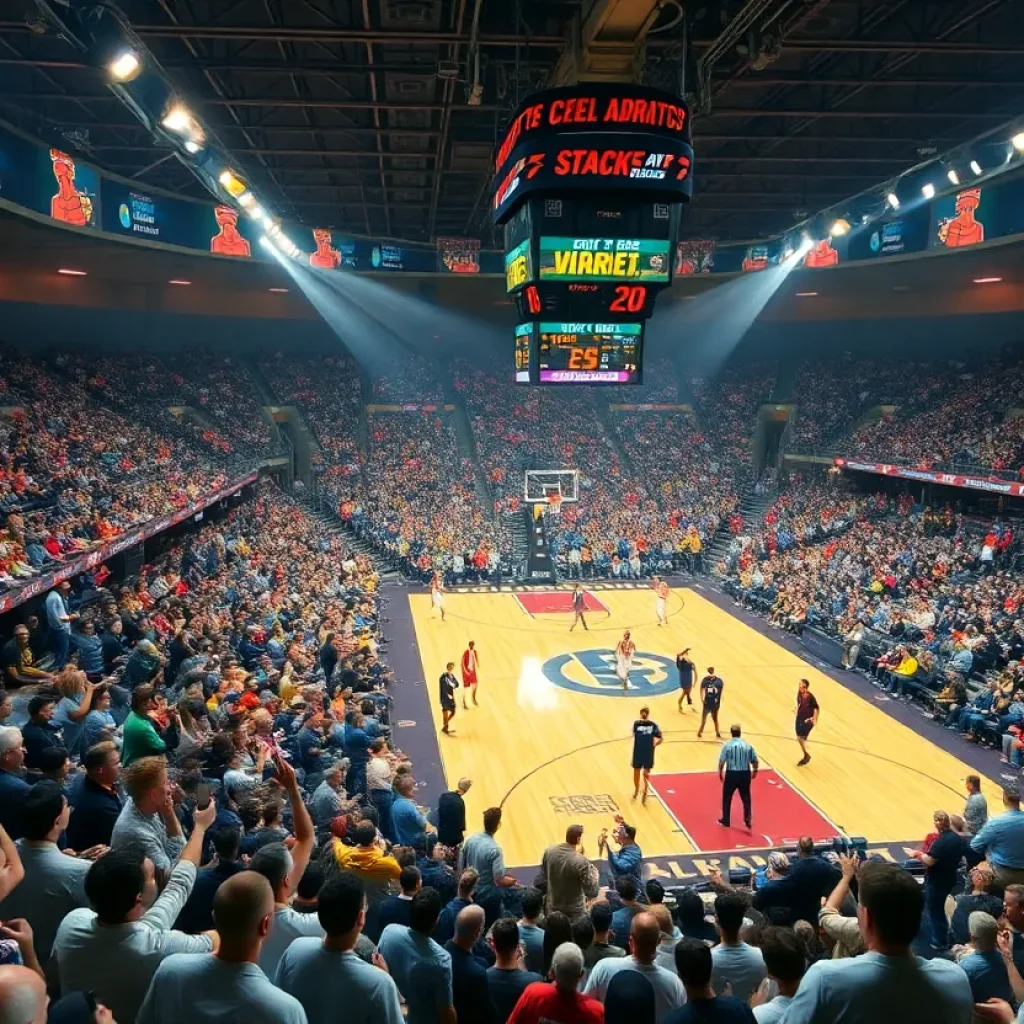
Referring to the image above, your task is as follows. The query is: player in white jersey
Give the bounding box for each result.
[653,577,670,627]
[615,630,636,692]
[430,573,446,621]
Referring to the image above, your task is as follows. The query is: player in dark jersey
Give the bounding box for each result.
[569,583,589,632]
[795,677,820,765]
[439,661,459,735]
[697,668,724,739]
[631,706,663,802]
[676,647,695,712]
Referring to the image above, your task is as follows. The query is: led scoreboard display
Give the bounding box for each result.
[493,82,693,385]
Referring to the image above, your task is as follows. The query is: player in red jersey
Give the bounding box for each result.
[461,640,480,709]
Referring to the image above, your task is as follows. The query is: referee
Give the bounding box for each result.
[718,724,758,829]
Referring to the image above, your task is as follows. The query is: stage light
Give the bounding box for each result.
[973,277,1002,284]
[262,214,274,231]
[247,204,264,222]
[947,169,959,185]
[168,279,191,285]
[970,160,983,176]
[58,268,87,276]
[886,192,900,210]
[218,171,247,198]
[829,218,850,236]
[1013,133,1024,152]
[109,50,141,82]
[238,192,255,209]
[921,183,935,199]
[183,140,201,155]
[162,105,192,133]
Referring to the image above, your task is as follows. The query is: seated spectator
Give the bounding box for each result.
[665,938,757,1024]
[435,867,479,946]
[22,694,63,773]
[710,892,767,1002]
[610,875,644,945]
[586,901,626,970]
[651,904,681,974]
[175,827,245,935]
[782,862,972,1023]
[0,726,31,840]
[817,854,866,958]
[274,871,403,1024]
[66,741,123,852]
[675,888,718,945]
[518,886,546,975]
[752,926,807,1023]
[111,756,186,875]
[507,942,604,1024]
[955,911,1014,1005]
[122,686,179,767]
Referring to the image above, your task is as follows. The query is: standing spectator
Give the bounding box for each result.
[392,775,430,848]
[274,872,403,1024]
[51,799,217,1023]
[971,786,1024,887]
[437,778,472,848]
[782,862,972,1023]
[610,877,645,945]
[460,807,518,926]
[66,741,122,851]
[446,904,491,1024]
[507,942,604,1024]
[911,810,965,949]
[752,927,806,1023]
[586,901,626,970]
[957,912,1013,1005]
[378,887,456,1024]
[45,581,76,671]
[0,726,30,840]
[435,868,479,946]
[665,938,756,1024]
[136,872,306,1024]
[367,739,395,841]
[0,782,89,969]
[518,887,546,974]
[583,912,685,1022]
[542,825,599,919]
[488,917,543,1024]
[786,837,840,928]
[110,756,186,875]
[600,819,643,894]
[951,865,1003,946]
[309,764,346,826]
[710,892,767,1002]
[965,776,989,836]
[176,828,246,935]
[376,865,422,936]
[817,855,867,959]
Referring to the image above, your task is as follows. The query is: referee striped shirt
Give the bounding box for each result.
[719,738,757,772]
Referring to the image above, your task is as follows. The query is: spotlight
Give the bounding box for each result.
[238,192,255,209]
[262,214,274,231]
[783,247,794,259]
[162,105,192,133]
[973,277,1002,284]
[58,268,87,276]
[269,287,288,293]
[259,236,274,251]
[183,140,201,155]
[1013,133,1024,152]
[108,49,141,82]
[829,218,850,237]
[168,279,191,286]
[921,183,935,199]
[886,192,900,210]
[247,204,264,222]
[218,171,247,198]
[970,160,983,176]
[947,169,959,186]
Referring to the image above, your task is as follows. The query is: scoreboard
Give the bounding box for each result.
[492,82,693,385]
[515,322,642,385]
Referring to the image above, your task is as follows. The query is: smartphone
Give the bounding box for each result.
[196,782,212,811]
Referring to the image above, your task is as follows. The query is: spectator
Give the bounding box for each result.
[437,777,472,848]
[664,938,756,1024]
[110,756,186,875]
[1,623,52,688]
[66,741,123,852]
[488,916,543,1024]
[136,872,305,1024]
[971,786,1024,887]
[965,776,988,835]
[51,798,217,1022]
[0,726,31,840]
[912,810,966,949]
[0,965,49,1024]
[309,763,346,825]
[817,854,866,958]
[45,581,76,671]
[21,695,63,773]
[605,970,657,1024]
[610,876,645,945]
[435,867,479,947]
[752,927,806,1023]
[0,781,89,969]
[675,888,718,945]
[543,913,575,978]
[378,886,456,1024]
[586,901,627,970]
[951,865,1003,946]
[583,912,685,1022]
[376,865,422,937]
[786,837,840,927]
[518,886,547,974]
[392,775,430,848]
[543,825,599,919]
[782,862,972,1023]
[710,892,767,1002]
[175,827,245,935]
[328,819,401,911]
[122,685,179,767]
[651,904,680,974]
[507,942,604,1024]
[274,871,403,1024]
[956,911,1014,1005]
[445,904,491,1024]
[460,806,518,926]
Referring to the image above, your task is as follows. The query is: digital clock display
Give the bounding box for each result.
[537,321,642,384]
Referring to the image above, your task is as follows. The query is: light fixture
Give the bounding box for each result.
[782,247,794,259]
[168,279,191,286]
[973,277,1002,284]
[269,287,288,293]
[947,169,959,185]
[57,268,87,276]
[238,192,255,209]
[829,218,850,236]
[108,50,141,82]
[886,192,900,210]
[1013,132,1024,152]
[921,183,935,199]
[259,236,274,251]
[970,160,983,176]
[183,140,201,155]
[795,291,818,297]
[162,105,192,133]
[262,214,274,231]
[247,204,264,222]
[218,170,247,198]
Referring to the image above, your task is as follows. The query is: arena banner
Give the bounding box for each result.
[834,458,1024,497]
[436,236,481,274]
[0,470,258,614]
[847,207,931,261]
[676,239,716,274]
[608,403,692,411]
[929,186,995,250]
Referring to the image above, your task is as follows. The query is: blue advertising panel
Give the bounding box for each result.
[847,206,930,261]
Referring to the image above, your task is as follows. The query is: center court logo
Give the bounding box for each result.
[542,649,677,697]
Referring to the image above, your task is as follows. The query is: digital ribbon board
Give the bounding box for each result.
[492,83,693,385]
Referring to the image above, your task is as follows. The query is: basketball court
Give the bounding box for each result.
[407,583,1003,870]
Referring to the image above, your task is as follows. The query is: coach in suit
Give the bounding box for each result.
[718,725,758,829]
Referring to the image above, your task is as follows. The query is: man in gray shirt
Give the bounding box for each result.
[710,891,767,1002]
[110,756,186,875]
[965,775,989,835]
[0,782,90,970]
[459,807,518,925]
[52,798,218,1023]
[542,824,599,920]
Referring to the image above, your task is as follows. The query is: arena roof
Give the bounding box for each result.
[1,0,1022,245]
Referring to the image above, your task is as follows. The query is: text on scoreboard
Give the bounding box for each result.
[538,237,670,283]
[537,321,642,385]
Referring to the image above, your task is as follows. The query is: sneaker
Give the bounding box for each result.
[797,755,811,766]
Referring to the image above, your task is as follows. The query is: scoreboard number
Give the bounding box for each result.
[568,346,600,371]
[609,285,647,313]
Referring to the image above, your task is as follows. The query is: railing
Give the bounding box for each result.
[786,445,1023,483]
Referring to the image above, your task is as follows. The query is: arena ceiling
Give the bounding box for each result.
[0,0,1022,245]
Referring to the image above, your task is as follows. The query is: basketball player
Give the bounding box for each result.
[430,572,446,622]
[569,583,589,632]
[615,630,636,692]
[653,576,670,627]
[631,706,663,802]
[676,647,695,712]
[439,661,459,734]
[697,667,724,739]
[795,677,820,766]
[461,640,480,709]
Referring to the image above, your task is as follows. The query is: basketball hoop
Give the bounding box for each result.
[546,491,563,516]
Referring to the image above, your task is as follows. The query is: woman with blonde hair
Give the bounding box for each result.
[52,666,98,758]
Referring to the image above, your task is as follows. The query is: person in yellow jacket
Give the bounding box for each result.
[885,646,919,698]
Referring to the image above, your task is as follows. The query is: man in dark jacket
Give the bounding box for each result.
[437,778,472,848]
[66,741,123,850]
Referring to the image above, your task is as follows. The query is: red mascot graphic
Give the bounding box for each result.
[210,205,251,257]
[49,150,92,227]
[309,227,341,269]
[939,188,984,248]
[804,237,839,268]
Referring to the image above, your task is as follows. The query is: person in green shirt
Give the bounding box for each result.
[122,686,179,766]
